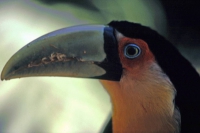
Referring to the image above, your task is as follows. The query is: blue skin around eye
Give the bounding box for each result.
[124,44,141,58]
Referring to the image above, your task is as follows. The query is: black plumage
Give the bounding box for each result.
[105,21,200,133]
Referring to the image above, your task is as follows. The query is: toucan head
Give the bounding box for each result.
[2,21,198,92]
[0,21,184,82]
[1,21,200,132]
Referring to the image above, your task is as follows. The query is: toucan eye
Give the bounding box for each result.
[124,44,141,59]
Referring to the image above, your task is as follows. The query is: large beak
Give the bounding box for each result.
[1,25,122,81]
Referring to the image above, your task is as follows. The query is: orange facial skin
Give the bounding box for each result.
[101,37,179,133]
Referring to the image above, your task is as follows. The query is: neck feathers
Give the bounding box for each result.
[102,62,180,133]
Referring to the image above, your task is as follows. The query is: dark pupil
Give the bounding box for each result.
[127,46,137,56]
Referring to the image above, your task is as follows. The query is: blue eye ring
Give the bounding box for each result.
[124,44,141,59]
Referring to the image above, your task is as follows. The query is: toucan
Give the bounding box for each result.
[1,21,200,133]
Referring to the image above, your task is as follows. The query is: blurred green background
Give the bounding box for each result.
[0,0,199,132]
